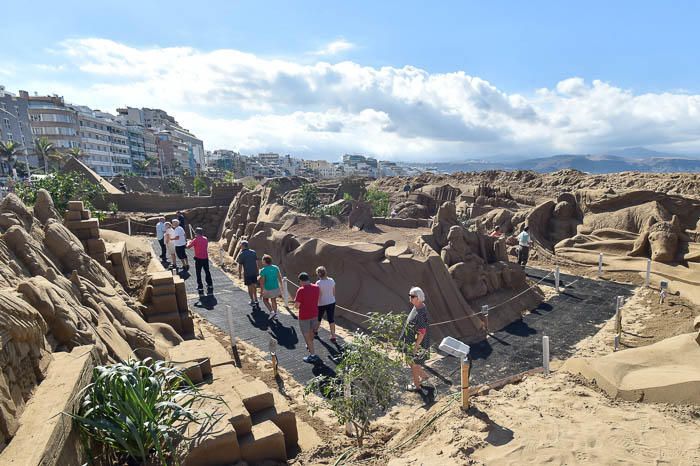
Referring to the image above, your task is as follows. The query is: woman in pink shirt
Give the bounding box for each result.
[186,227,213,293]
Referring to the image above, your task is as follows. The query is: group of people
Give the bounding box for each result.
[488,225,534,267]
[234,240,432,394]
[155,212,213,293]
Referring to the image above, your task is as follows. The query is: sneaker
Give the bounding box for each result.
[303,355,316,363]
[330,337,337,343]
[269,311,278,320]
[249,300,256,306]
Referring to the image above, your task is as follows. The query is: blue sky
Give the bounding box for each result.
[2,1,700,160]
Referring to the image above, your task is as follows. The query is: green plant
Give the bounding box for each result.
[343,192,354,201]
[0,140,20,176]
[15,171,104,212]
[304,312,407,447]
[108,202,118,216]
[365,188,391,217]
[34,137,55,174]
[167,176,185,194]
[222,170,237,184]
[193,176,207,195]
[297,183,319,214]
[94,210,107,222]
[66,358,224,466]
[243,178,258,190]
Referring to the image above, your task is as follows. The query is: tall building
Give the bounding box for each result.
[118,107,204,174]
[0,86,33,170]
[24,91,80,170]
[72,105,131,176]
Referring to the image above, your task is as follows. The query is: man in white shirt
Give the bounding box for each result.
[516,226,533,267]
[171,219,189,271]
[155,216,167,262]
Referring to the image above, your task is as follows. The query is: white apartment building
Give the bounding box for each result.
[302,159,338,178]
[73,106,131,176]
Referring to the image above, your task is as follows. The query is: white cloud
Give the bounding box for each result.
[310,39,355,56]
[20,38,700,159]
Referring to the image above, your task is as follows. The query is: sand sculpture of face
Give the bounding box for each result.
[648,223,679,263]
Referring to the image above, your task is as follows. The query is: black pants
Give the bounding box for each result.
[158,238,167,259]
[195,257,213,289]
[517,246,530,267]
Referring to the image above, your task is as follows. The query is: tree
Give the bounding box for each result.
[193,176,207,195]
[0,140,20,176]
[65,147,84,159]
[34,137,55,174]
[304,312,407,448]
[15,171,104,211]
[365,188,391,217]
[297,183,319,214]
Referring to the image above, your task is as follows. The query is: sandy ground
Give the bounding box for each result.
[287,218,431,249]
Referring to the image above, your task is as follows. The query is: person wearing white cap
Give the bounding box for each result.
[400,286,431,394]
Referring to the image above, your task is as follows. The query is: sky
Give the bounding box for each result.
[2,0,700,161]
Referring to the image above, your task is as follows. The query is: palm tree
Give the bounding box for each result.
[133,156,154,176]
[65,147,84,159]
[47,150,67,172]
[0,141,20,176]
[34,137,55,174]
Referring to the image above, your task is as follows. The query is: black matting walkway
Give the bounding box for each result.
[154,241,342,384]
[154,241,634,388]
[430,267,635,387]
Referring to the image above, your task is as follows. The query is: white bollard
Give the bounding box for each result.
[598,253,603,277]
[226,304,236,346]
[645,259,651,287]
[344,381,353,436]
[614,335,619,352]
[481,304,489,334]
[554,266,560,293]
[282,276,289,309]
[219,248,224,265]
[542,335,550,376]
[127,217,132,236]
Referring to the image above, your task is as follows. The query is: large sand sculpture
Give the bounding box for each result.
[0,191,177,453]
[220,185,543,342]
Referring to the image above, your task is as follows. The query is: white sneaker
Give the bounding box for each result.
[269,311,278,320]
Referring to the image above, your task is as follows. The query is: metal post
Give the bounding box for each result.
[269,338,278,378]
[127,218,132,236]
[645,259,651,287]
[282,276,290,309]
[554,266,560,293]
[461,356,471,411]
[598,253,603,277]
[481,304,489,334]
[542,335,550,376]
[614,296,623,351]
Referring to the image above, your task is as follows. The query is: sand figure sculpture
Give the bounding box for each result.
[0,193,180,452]
[347,201,374,231]
[627,215,689,263]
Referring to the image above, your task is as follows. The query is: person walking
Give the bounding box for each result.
[516,225,533,267]
[400,286,431,394]
[314,266,337,342]
[295,272,320,363]
[236,240,259,307]
[164,221,176,268]
[155,216,167,262]
[177,211,187,236]
[258,254,283,320]
[186,227,213,293]
[171,219,189,271]
[403,181,412,199]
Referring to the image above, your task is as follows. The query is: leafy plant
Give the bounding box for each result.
[167,176,185,194]
[297,183,319,214]
[343,192,354,201]
[15,171,104,212]
[365,188,391,217]
[34,137,55,174]
[243,178,258,190]
[108,202,119,216]
[94,210,107,222]
[304,312,407,447]
[0,140,20,176]
[193,176,207,195]
[221,170,237,184]
[66,358,225,466]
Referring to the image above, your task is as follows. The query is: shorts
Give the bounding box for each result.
[299,318,316,334]
[244,275,258,286]
[317,302,336,323]
[167,243,176,255]
[262,288,281,299]
[175,245,187,259]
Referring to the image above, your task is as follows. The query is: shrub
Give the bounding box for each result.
[243,178,258,190]
[67,358,224,466]
[304,312,407,447]
[297,183,319,214]
[107,202,118,216]
[193,176,208,195]
[15,171,104,212]
[167,176,185,194]
[365,188,391,217]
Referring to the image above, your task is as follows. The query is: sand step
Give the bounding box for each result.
[232,375,275,414]
[238,420,287,463]
[184,402,241,466]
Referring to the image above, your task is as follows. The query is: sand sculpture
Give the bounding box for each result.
[0,192,179,454]
[220,185,543,342]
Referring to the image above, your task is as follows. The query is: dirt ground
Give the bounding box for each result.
[286,218,431,249]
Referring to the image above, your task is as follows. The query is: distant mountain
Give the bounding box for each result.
[428,153,700,174]
[605,147,672,158]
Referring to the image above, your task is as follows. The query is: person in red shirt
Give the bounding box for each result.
[489,225,503,238]
[186,227,213,293]
[294,272,320,363]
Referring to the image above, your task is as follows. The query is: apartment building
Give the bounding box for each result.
[0,87,31,148]
[302,159,338,178]
[24,91,80,156]
[72,105,131,176]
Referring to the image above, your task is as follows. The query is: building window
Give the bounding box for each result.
[3,118,10,129]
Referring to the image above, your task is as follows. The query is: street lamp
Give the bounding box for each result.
[0,107,31,178]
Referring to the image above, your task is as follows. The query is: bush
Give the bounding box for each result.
[15,172,104,212]
[167,176,185,194]
[304,312,407,447]
[193,176,208,195]
[365,188,390,217]
[67,358,224,466]
[107,202,118,215]
[297,183,319,214]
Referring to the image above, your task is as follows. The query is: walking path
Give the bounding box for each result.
[154,240,635,388]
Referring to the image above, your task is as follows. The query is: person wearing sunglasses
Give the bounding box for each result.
[400,286,430,393]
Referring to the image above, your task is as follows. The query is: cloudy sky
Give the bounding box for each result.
[2,0,700,161]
